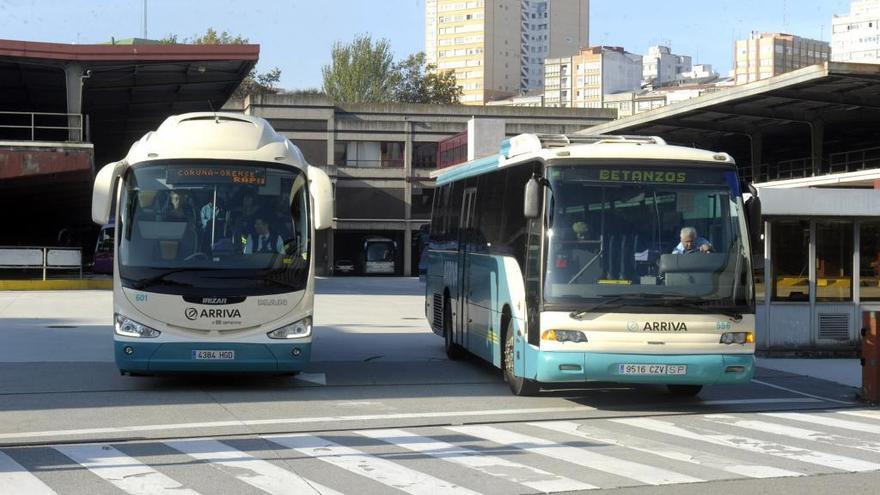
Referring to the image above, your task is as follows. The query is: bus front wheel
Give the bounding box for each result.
[443,301,465,360]
[503,323,539,396]
[667,384,703,396]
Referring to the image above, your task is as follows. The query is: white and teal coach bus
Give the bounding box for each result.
[425,134,762,396]
[92,113,332,375]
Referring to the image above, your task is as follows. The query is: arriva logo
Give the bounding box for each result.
[626,321,639,332]
[184,308,242,320]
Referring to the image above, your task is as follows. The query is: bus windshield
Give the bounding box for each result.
[366,242,394,262]
[544,163,751,310]
[118,162,310,295]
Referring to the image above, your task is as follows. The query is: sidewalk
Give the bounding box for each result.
[756,357,861,388]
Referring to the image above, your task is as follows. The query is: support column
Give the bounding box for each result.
[749,132,763,183]
[325,114,335,165]
[403,120,413,277]
[810,119,824,176]
[64,63,84,141]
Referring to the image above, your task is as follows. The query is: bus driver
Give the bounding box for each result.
[672,227,712,254]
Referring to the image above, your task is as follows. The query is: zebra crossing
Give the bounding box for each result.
[3,408,880,494]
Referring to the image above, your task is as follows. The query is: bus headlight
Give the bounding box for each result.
[268,317,312,339]
[115,314,161,338]
[541,329,588,343]
[720,332,754,344]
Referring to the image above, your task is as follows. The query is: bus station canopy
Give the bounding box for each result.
[580,63,880,184]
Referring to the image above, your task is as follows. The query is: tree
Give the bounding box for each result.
[321,34,397,103]
[160,28,282,100]
[392,52,463,104]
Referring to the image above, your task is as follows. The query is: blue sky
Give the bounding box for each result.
[0,0,854,90]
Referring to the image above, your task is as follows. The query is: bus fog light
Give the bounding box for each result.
[292,347,302,357]
[115,314,161,338]
[123,346,134,355]
[268,317,312,339]
[541,329,588,343]
[720,332,753,344]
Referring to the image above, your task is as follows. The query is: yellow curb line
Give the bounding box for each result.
[0,280,113,291]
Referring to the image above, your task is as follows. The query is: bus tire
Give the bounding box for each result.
[443,300,465,360]
[667,384,703,396]
[503,321,539,396]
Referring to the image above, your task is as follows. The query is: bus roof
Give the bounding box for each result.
[432,133,734,186]
[119,112,309,170]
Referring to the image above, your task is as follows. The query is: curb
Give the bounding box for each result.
[0,280,112,291]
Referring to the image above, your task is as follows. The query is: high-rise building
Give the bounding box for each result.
[832,0,880,63]
[734,32,830,85]
[544,46,642,108]
[426,0,589,105]
[642,45,692,87]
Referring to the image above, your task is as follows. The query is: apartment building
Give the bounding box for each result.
[642,45,692,87]
[426,0,589,105]
[544,46,642,108]
[734,32,830,85]
[832,0,880,62]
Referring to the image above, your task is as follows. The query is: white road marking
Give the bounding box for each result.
[697,398,823,405]
[0,406,595,442]
[448,425,702,486]
[357,428,597,492]
[0,450,57,495]
[615,417,880,473]
[768,411,880,435]
[703,414,880,454]
[265,434,481,495]
[164,438,341,495]
[530,421,803,479]
[839,410,880,421]
[751,379,857,405]
[54,444,201,495]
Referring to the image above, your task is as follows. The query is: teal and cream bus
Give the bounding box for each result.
[424,134,761,396]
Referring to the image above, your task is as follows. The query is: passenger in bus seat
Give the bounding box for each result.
[672,227,712,254]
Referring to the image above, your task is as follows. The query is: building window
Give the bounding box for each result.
[771,219,810,301]
[816,220,854,302]
[861,222,880,301]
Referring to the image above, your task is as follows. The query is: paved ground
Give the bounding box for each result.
[0,277,877,494]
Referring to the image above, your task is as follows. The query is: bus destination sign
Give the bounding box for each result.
[167,167,267,186]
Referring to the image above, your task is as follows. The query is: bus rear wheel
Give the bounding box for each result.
[443,300,465,360]
[503,322,539,396]
[667,384,703,396]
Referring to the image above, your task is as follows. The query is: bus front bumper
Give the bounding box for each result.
[114,341,311,373]
[534,351,754,385]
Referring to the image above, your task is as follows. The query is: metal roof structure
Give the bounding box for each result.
[580,63,880,184]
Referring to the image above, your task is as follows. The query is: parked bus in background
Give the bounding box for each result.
[424,133,761,396]
[92,113,333,375]
[363,236,396,274]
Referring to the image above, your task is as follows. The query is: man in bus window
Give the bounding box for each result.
[243,217,284,254]
[672,227,712,254]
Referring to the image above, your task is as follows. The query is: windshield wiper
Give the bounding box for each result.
[659,298,744,322]
[569,293,667,320]
[130,268,208,290]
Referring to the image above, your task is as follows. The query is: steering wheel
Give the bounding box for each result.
[184,252,209,261]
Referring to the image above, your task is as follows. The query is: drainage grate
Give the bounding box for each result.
[818,313,849,341]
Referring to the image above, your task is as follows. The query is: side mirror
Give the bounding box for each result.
[92,161,124,225]
[308,165,333,230]
[524,177,541,219]
[745,184,762,249]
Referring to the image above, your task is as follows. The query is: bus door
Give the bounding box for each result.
[457,187,478,349]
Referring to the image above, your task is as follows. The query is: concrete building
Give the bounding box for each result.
[426,0,589,104]
[544,46,642,108]
[243,94,614,275]
[832,0,880,63]
[642,45,692,87]
[680,63,719,83]
[734,32,830,85]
